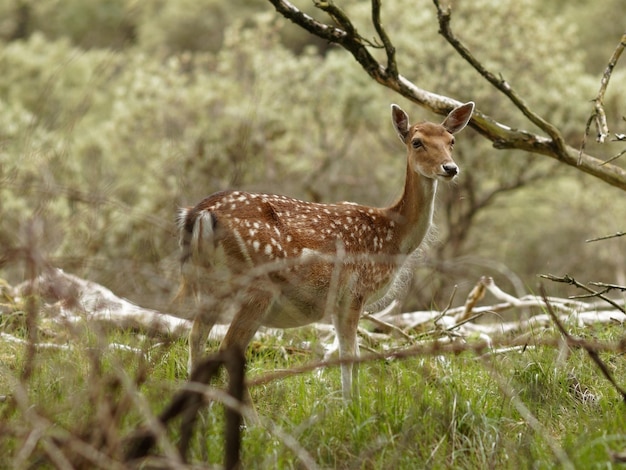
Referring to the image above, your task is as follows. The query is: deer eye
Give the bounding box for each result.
[412,139,423,149]
[450,137,455,148]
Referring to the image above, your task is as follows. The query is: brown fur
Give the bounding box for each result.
[178,102,474,400]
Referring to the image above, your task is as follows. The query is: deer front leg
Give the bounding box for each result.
[333,300,363,401]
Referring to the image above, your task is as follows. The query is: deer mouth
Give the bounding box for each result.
[437,172,458,181]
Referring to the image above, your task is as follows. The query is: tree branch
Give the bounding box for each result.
[539,273,626,314]
[540,285,626,403]
[433,0,567,155]
[584,33,626,146]
[265,0,626,191]
[371,0,398,78]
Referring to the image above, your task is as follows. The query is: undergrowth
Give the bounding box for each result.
[0,317,624,469]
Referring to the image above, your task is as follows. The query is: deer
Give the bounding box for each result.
[176,101,474,401]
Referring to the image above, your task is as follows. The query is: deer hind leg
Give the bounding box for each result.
[188,304,221,374]
[216,290,275,423]
[188,317,211,374]
[220,290,275,352]
[332,300,364,401]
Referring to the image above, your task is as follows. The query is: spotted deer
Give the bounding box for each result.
[177,101,474,399]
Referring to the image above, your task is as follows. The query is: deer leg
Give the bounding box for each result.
[218,291,275,424]
[188,316,214,374]
[220,292,274,351]
[188,293,232,374]
[333,301,363,401]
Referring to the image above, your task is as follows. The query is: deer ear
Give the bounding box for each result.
[442,101,474,134]
[391,104,410,142]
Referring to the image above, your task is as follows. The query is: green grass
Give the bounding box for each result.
[0,320,625,469]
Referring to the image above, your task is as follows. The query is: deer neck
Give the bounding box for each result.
[387,162,438,254]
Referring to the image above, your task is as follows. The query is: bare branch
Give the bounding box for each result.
[314,1,357,37]
[539,273,626,313]
[589,281,626,292]
[265,0,626,191]
[583,33,626,148]
[540,285,626,403]
[433,0,567,154]
[371,0,398,78]
[586,231,626,242]
[600,147,626,166]
[267,0,388,82]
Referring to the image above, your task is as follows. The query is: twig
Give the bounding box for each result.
[125,347,246,467]
[456,277,487,322]
[248,334,626,389]
[600,148,626,166]
[585,231,626,242]
[580,32,626,159]
[0,333,143,354]
[540,285,626,403]
[361,312,413,342]
[371,0,398,78]
[434,284,458,325]
[540,273,626,313]
[432,0,567,154]
[589,281,626,292]
[314,1,357,37]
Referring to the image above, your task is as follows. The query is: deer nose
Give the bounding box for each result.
[442,163,459,177]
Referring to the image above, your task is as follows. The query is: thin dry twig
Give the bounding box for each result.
[432,0,567,154]
[586,231,626,243]
[247,334,626,389]
[599,147,626,166]
[589,281,626,292]
[371,0,397,78]
[540,273,626,314]
[265,0,626,190]
[477,354,575,469]
[125,347,246,468]
[540,285,626,403]
[580,32,626,160]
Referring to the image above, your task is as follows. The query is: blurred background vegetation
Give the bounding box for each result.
[0,0,624,314]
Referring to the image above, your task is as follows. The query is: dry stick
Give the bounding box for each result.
[428,285,458,328]
[540,285,626,403]
[589,281,626,292]
[579,32,626,162]
[457,277,486,322]
[432,0,567,154]
[586,231,626,243]
[224,350,246,470]
[477,353,575,470]
[599,147,626,166]
[540,273,626,314]
[248,335,625,389]
[361,313,414,342]
[371,0,398,78]
[125,347,246,468]
[267,0,626,191]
